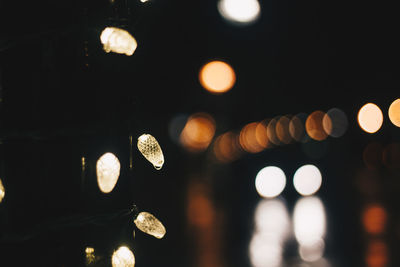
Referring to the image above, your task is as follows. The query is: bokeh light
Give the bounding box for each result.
[267,118,281,145]
[388,99,400,127]
[0,178,4,203]
[323,108,348,138]
[112,246,135,267]
[276,116,292,144]
[240,122,266,153]
[306,111,329,141]
[293,164,322,196]
[299,239,325,262]
[289,113,309,143]
[218,0,261,25]
[249,235,283,267]
[255,121,270,149]
[96,152,120,193]
[255,166,286,198]
[358,103,383,134]
[213,132,242,163]
[254,199,290,242]
[180,113,216,152]
[199,61,235,94]
[293,197,326,246]
[362,204,387,235]
[100,27,137,56]
[382,143,400,169]
[366,240,388,267]
[363,143,383,170]
[168,114,188,144]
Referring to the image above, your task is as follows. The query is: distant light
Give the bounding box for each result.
[100,27,137,56]
[293,165,322,196]
[137,134,164,170]
[213,132,242,163]
[299,239,325,262]
[134,211,166,239]
[306,111,329,141]
[362,204,387,235]
[388,99,400,127]
[218,0,261,25]
[289,113,309,143]
[255,166,286,198]
[293,197,326,246]
[366,240,387,267]
[140,0,149,2]
[249,234,283,267]
[276,116,292,144]
[199,61,235,94]
[267,118,281,145]
[254,199,290,242]
[96,153,120,193]
[239,122,266,153]
[85,247,95,265]
[112,246,135,267]
[255,121,270,149]
[180,113,216,152]
[358,103,383,133]
[323,108,348,138]
[0,178,4,203]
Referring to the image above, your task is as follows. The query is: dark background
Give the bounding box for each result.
[1,0,400,266]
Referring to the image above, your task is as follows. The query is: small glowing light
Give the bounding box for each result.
[218,0,261,25]
[0,178,5,203]
[112,246,135,267]
[255,166,286,198]
[389,99,400,127]
[267,118,281,145]
[137,134,164,170]
[85,247,95,265]
[276,116,292,144]
[254,199,290,242]
[323,108,348,138]
[299,239,325,262]
[306,111,330,141]
[100,27,137,56]
[213,132,242,163]
[140,0,149,2]
[255,121,269,149]
[249,234,283,267]
[293,164,322,196]
[289,113,309,143]
[239,122,266,153]
[362,204,387,235]
[180,113,216,152]
[293,197,326,246]
[199,60,236,94]
[366,240,387,267]
[134,211,166,239]
[358,103,383,134]
[96,153,120,193]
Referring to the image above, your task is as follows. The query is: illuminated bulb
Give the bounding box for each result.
[255,166,286,198]
[218,0,261,25]
[0,178,4,203]
[100,27,137,56]
[293,164,322,196]
[388,99,400,127]
[134,211,166,239]
[85,247,95,265]
[199,61,236,94]
[96,153,121,193]
[357,103,383,133]
[137,134,164,170]
[112,246,135,267]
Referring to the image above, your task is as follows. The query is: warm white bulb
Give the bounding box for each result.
[293,164,322,196]
[137,134,164,170]
[0,178,4,203]
[112,246,135,267]
[255,166,286,198]
[100,27,137,56]
[134,211,166,239]
[96,152,121,193]
[218,0,261,25]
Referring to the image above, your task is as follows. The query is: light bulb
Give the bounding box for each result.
[100,27,137,56]
[85,247,95,265]
[137,134,164,170]
[134,211,166,239]
[112,246,135,267]
[0,178,4,203]
[96,152,121,193]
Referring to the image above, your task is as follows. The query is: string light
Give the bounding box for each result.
[0,178,4,203]
[134,211,166,239]
[112,246,135,267]
[137,134,164,170]
[85,247,95,265]
[96,153,121,193]
[100,27,138,56]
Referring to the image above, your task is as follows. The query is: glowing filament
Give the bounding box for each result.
[112,246,135,267]
[134,211,166,239]
[100,27,137,56]
[0,179,4,203]
[96,153,121,193]
[137,134,164,170]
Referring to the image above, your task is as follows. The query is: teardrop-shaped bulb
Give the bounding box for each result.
[112,246,135,267]
[134,211,166,239]
[96,153,121,193]
[137,134,164,170]
[0,178,5,203]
